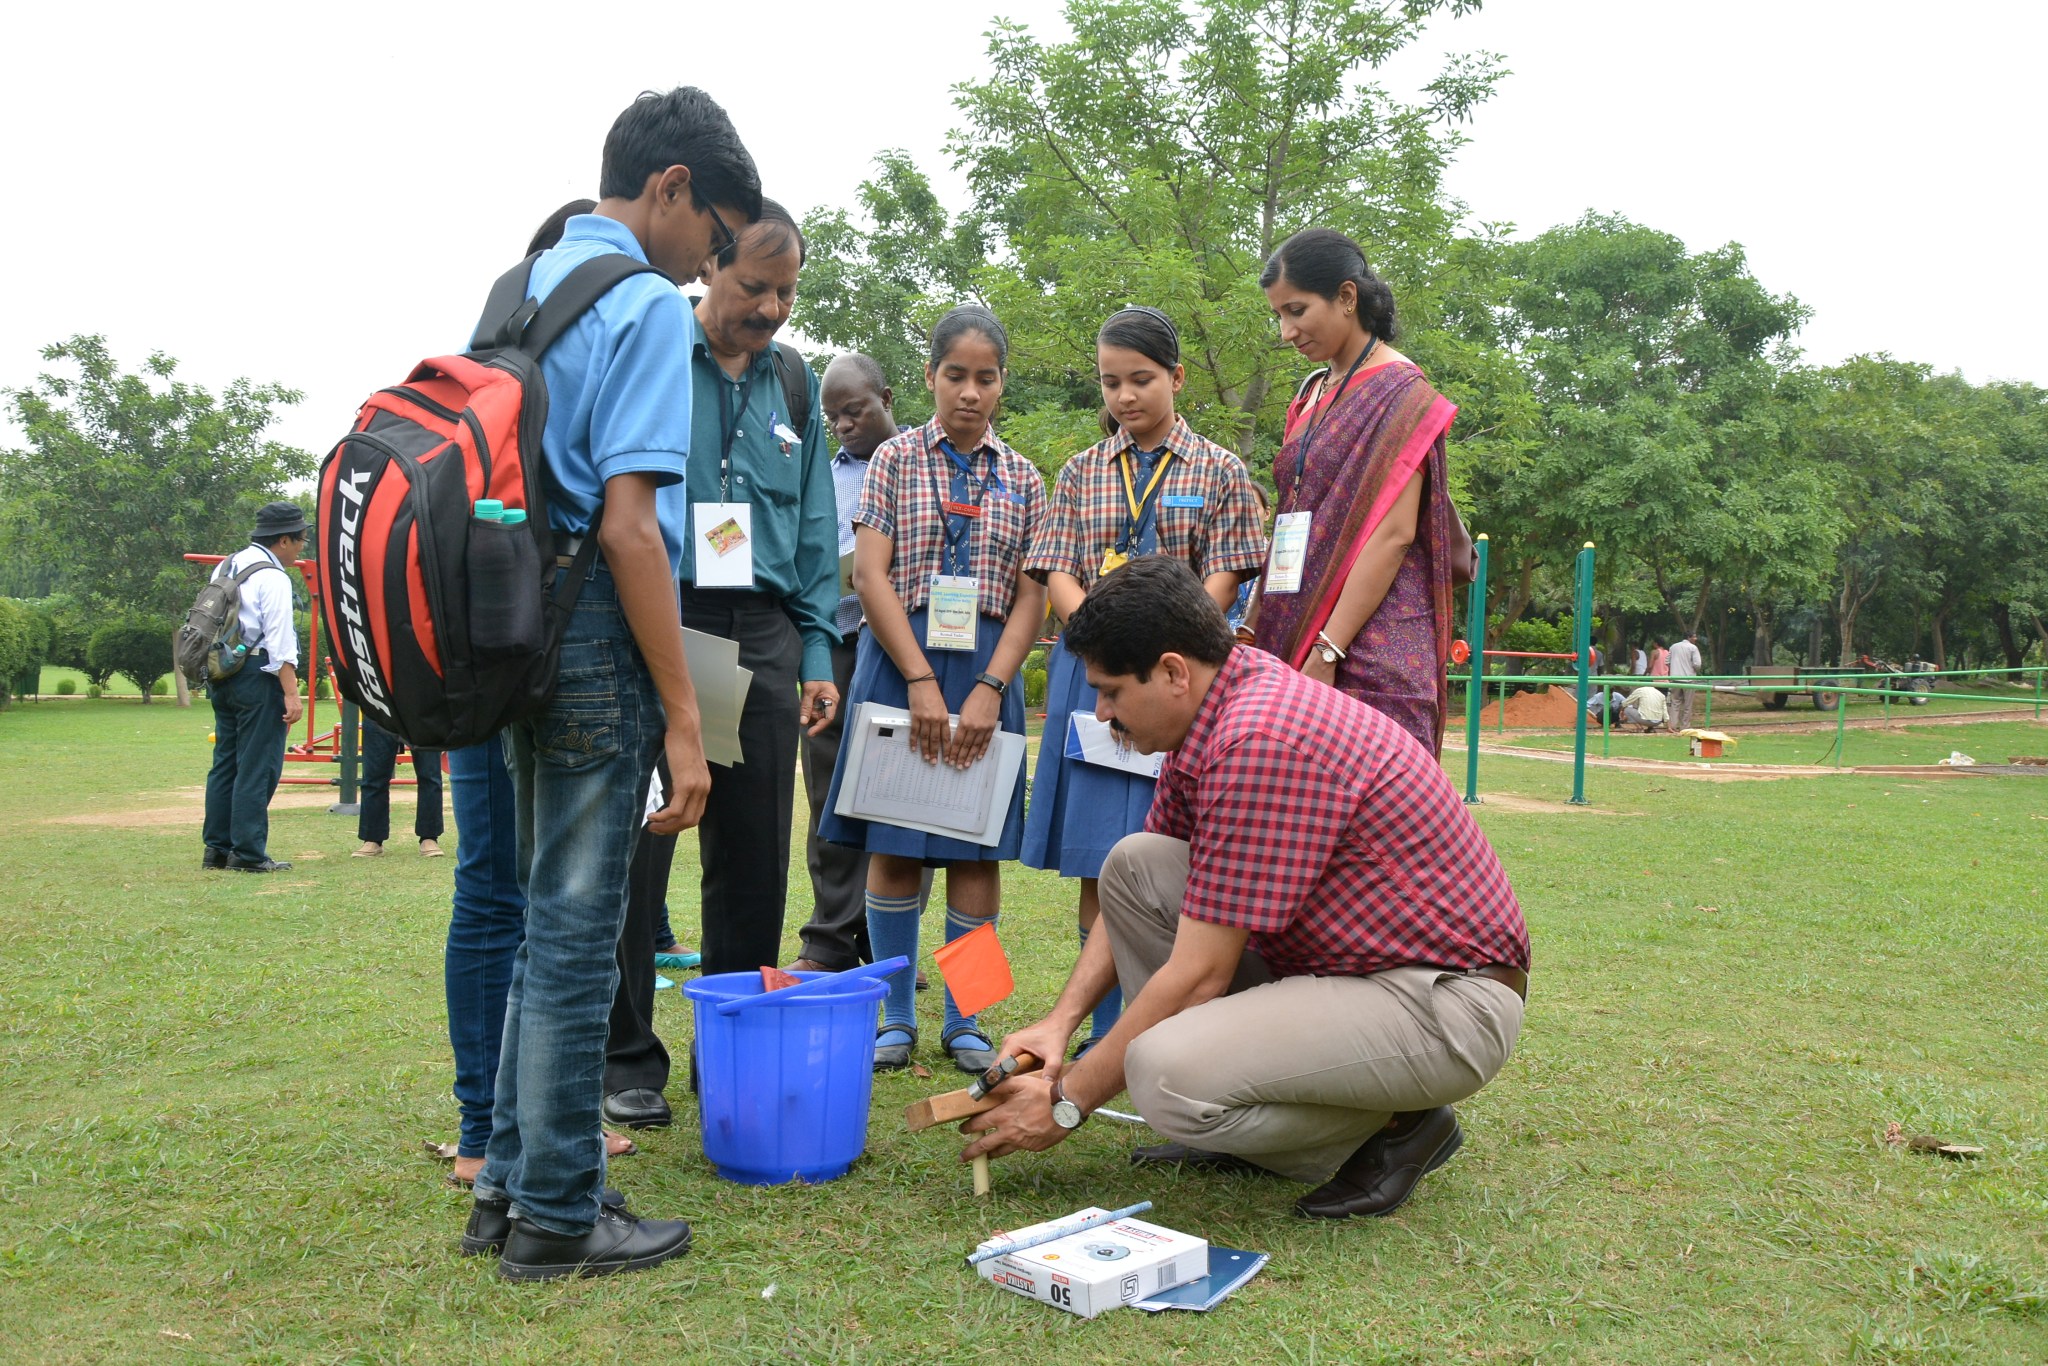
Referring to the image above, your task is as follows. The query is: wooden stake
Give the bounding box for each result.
[971,1153,991,1196]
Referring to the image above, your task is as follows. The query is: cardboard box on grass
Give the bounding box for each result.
[977,1208,1207,1318]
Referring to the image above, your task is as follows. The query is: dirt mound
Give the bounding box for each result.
[1476,685,1582,729]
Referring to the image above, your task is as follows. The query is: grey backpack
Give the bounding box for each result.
[176,557,281,688]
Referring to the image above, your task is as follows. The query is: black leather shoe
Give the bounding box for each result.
[228,858,292,873]
[498,1206,692,1282]
[461,1187,626,1257]
[1294,1106,1463,1220]
[601,1088,673,1129]
[202,849,229,870]
[1129,1142,1268,1175]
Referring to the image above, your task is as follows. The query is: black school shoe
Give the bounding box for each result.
[461,1187,627,1257]
[228,858,292,873]
[1294,1106,1463,1220]
[497,1206,693,1282]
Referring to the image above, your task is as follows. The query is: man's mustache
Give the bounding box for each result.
[1109,717,1132,736]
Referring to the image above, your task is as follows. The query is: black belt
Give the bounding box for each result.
[553,531,586,569]
[1466,964,1528,1000]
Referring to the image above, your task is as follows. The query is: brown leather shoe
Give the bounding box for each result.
[1294,1106,1462,1220]
[787,958,835,973]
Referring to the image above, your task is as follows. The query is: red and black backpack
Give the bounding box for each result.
[316,253,666,749]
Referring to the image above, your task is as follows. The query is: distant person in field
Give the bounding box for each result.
[966,559,1529,1221]
[1666,630,1703,731]
[1621,685,1667,731]
[201,501,306,874]
[353,716,444,859]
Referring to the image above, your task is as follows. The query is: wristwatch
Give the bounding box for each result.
[1051,1077,1087,1131]
[1312,631,1347,666]
[973,671,1009,697]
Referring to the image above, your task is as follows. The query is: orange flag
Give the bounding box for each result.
[929,921,1014,1017]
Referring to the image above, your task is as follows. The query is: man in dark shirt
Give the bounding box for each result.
[967,558,1530,1219]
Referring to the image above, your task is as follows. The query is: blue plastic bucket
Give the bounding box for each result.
[683,969,888,1185]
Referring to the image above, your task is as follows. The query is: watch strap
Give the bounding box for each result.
[974,671,1008,696]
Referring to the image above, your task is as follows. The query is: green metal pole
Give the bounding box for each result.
[1463,535,1490,804]
[1834,684,1847,770]
[1702,678,1712,726]
[1497,676,1505,736]
[2035,667,2041,719]
[1570,543,1594,804]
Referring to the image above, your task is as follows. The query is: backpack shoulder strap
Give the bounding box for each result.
[520,255,673,360]
[769,342,811,429]
[468,254,541,352]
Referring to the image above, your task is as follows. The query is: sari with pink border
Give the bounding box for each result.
[1253,361,1458,754]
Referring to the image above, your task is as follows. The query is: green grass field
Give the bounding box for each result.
[2,700,2044,1363]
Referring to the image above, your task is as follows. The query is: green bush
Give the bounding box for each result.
[151,679,168,696]
[56,679,76,696]
[0,599,26,706]
[87,683,102,699]
[1024,667,1049,709]
[88,617,176,704]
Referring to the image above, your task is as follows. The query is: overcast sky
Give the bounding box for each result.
[2,0,2040,461]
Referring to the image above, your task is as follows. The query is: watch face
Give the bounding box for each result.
[1052,1099,1084,1130]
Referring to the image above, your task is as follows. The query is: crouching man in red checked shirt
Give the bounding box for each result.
[963,556,1529,1218]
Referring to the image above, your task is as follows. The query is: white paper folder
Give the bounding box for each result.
[833,701,1024,846]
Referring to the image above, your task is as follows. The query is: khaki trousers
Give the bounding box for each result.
[1100,834,1525,1182]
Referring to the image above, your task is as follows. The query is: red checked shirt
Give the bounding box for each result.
[1147,647,1529,977]
[854,418,1047,620]
[1026,415,1267,588]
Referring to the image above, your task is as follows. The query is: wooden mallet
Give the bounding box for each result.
[904,1052,1041,1196]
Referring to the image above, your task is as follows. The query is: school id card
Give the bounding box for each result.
[925,575,980,651]
[1264,511,1312,594]
[693,502,754,588]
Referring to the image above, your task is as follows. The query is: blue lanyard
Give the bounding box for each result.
[931,438,1002,577]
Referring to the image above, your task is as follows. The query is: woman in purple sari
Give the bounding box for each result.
[1249,228,1472,756]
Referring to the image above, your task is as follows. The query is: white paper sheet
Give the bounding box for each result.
[681,627,748,768]
[1065,712,1164,779]
[833,701,1024,845]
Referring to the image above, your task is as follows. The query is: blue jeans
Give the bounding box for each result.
[445,741,524,1158]
[475,567,663,1235]
[203,657,287,865]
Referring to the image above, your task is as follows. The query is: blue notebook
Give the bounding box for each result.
[1134,1245,1268,1312]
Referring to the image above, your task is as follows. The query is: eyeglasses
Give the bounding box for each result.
[693,187,739,258]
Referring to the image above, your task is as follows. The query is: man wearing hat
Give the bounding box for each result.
[202,501,307,873]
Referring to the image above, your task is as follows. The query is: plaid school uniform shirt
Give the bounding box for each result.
[853,418,1046,620]
[1147,647,1529,978]
[1026,415,1267,589]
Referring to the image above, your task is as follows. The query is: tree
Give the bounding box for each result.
[797,0,1502,469]
[796,152,992,429]
[1463,214,1813,651]
[0,336,314,621]
[87,616,174,702]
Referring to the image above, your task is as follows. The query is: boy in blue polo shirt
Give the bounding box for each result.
[465,86,761,1282]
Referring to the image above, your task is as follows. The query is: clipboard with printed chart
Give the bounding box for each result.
[834,701,1025,845]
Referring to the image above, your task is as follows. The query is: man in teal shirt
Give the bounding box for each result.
[604,200,838,1125]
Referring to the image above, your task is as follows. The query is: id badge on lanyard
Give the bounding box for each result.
[1265,511,1312,595]
[926,575,980,650]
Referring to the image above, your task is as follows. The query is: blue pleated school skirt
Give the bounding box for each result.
[817,609,1027,863]
[1019,636,1157,879]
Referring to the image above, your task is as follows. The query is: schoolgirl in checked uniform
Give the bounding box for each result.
[1020,306,1265,1053]
[819,305,1049,1074]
